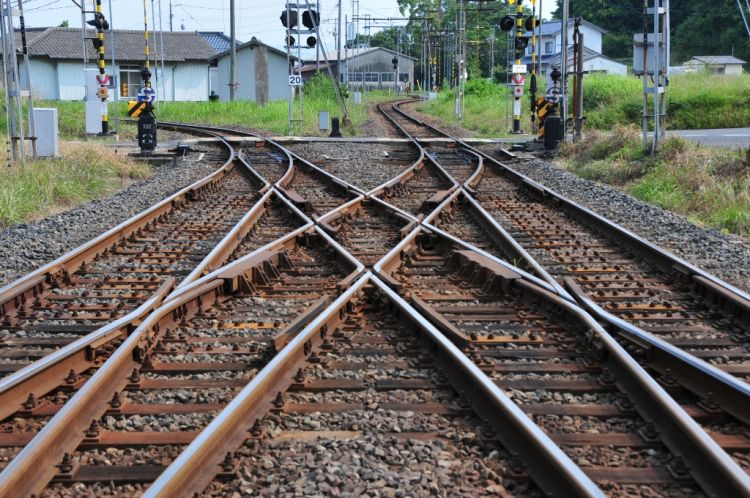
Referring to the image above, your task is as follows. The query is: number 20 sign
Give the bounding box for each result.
[288,75,303,86]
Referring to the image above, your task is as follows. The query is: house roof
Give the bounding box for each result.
[688,55,747,65]
[317,46,417,63]
[215,36,292,60]
[199,32,240,54]
[523,19,607,38]
[22,27,216,62]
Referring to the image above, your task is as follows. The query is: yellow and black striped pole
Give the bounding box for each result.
[143,0,151,90]
[529,0,537,134]
[95,0,109,135]
[137,0,157,154]
[512,0,523,134]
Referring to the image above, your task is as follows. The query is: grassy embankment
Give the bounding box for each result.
[0,143,150,226]
[417,73,750,135]
[559,125,750,235]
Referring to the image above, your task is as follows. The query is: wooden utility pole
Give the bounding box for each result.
[229,0,237,100]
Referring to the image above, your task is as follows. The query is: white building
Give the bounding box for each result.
[521,19,627,79]
[214,37,291,104]
[300,47,416,90]
[14,27,217,101]
[684,56,746,75]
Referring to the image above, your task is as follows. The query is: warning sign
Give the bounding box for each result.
[511,74,525,86]
[96,74,111,86]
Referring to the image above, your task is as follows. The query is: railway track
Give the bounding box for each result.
[376,227,750,496]
[0,229,362,496]
[1,113,749,496]
[0,135,258,382]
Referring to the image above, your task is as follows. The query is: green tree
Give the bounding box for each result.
[58,20,70,28]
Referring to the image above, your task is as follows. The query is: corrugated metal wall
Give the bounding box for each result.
[18,58,58,99]
[217,46,256,101]
[57,61,87,100]
[172,63,209,101]
[267,52,289,102]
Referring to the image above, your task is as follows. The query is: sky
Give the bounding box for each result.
[19,0,556,54]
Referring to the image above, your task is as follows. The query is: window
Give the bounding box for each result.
[381,72,395,82]
[399,73,409,82]
[348,73,363,82]
[119,65,142,98]
[544,41,554,54]
[365,72,379,82]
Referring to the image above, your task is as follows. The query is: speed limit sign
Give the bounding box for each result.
[288,75,303,86]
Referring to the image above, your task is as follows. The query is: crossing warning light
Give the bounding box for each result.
[392,57,398,70]
[499,15,515,32]
[525,16,538,31]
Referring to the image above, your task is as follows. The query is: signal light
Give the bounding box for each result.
[515,37,529,51]
[525,17,538,31]
[302,10,319,29]
[287,35,296,47]
[280,11,298,28]
[392,56,398,70]
[499,15,515,32]
[86,13,109,30]
[306,36,317,48]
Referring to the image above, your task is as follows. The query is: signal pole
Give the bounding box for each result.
[512,0,524,134]
[229,0,237,101]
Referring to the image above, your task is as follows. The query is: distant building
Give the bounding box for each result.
[683,56,746,75]
[12,27,218,101]
[300,47,416,90]
[214,37,292,104]
[521,19,627,79]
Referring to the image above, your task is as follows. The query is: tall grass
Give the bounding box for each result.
[0,143,150,226]
[560,126,750,235]
[585,73,750,130]
[417,73,750,135]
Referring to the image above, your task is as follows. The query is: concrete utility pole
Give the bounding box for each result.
[336,0,342,80]
[229,0,237,100]
[169,0,173,31]
[316,0,320,72]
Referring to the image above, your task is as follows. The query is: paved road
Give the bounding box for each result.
[667,128,750,149]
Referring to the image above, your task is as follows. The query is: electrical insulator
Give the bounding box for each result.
[280,11,298,28]
[302,10,319,29]
[499,15,515,32]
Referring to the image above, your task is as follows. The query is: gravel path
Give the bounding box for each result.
[0,147,222,287]
[478,147,750,293]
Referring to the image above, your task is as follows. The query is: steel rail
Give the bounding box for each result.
[393,101,750,312]
[423,187,571,298]
[0,277,173,422]
[373,224,750,497]
[144,272,605,498]
[0,228,365,496]
[564,277,750,425]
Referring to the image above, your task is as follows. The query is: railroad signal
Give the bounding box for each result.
[306,36,317,48]
[392,57,398,70]
[524,16,538,31]
[86,13,109,30]
[280,10,297,28]
[287,35,296,47]
[302,10,319,29]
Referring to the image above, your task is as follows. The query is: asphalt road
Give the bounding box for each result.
[667,128,750,149]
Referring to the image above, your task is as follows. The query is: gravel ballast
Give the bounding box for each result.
[0,149,222,287]
[479,148,750,293]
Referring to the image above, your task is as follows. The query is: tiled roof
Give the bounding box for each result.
[200,32,238,54]
[23,27,215,62]
[689,55,747,65]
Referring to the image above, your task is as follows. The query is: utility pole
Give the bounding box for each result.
[336,0,342,81]
[108,0,119,134]
[561,0,569,140]
[169,0,173,31]
[229,0,236,100]
[315,0,320,72]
